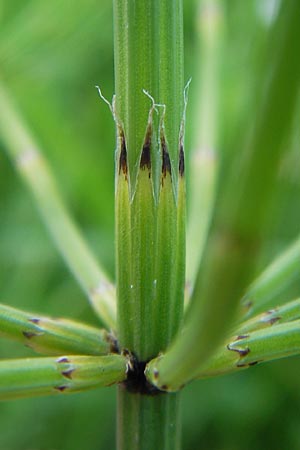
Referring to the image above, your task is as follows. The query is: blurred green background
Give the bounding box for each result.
[0,0,300,449]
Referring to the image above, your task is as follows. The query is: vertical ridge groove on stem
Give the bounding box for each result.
[117,387,181,450]
[114,0,185,448]
[114,0,185,361]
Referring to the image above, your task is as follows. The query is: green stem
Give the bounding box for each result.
[0,303,115,356]
[0,354,127,400]
[113,0,184,448]
[195,319,300,380]
[0,79,116,330]
[117,388,181,450]
[114,0,184,360]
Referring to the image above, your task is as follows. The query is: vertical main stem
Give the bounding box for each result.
[117,390,181,450]
[113,0,184,449]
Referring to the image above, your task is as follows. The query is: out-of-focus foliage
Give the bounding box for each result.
[0,0,299,449]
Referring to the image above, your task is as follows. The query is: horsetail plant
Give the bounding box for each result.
[1,0,300,449]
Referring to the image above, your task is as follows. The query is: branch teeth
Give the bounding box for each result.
[260,310,281,326]
[62,368,75,380]
[56,356,70,363]
[227,342,250,357]
[28,318,40,324]
[235,334,249,341]
[22,331,43,339]
[54,385,69,392]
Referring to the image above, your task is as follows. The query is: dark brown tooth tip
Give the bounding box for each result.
[118,129,128,177]
[237,359,261,368]
[269,316,281,325]
[227,343,250,357]
[236,335,249,341]
[236,347,250,357]
[22,331,39,339]
[28,318,40,324]
[179,142,185,177]
[161,135,171,178]
[62,369,75,380]
[54,385,69,392]
[140,128,151,171]
[56,357,70,364]
[242,300,253,311]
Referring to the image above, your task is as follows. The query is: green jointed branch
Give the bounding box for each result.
[0,80,116,330]
[195,320,300,380]
[232,297,300,335]
[0,354,128,401]
[0,303,115,356]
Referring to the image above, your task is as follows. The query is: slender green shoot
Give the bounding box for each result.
[0,303,116,356]
[0,354,128,400]
[0,79,116,329]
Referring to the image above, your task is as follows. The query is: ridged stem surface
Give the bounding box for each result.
[114,1,184,448]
